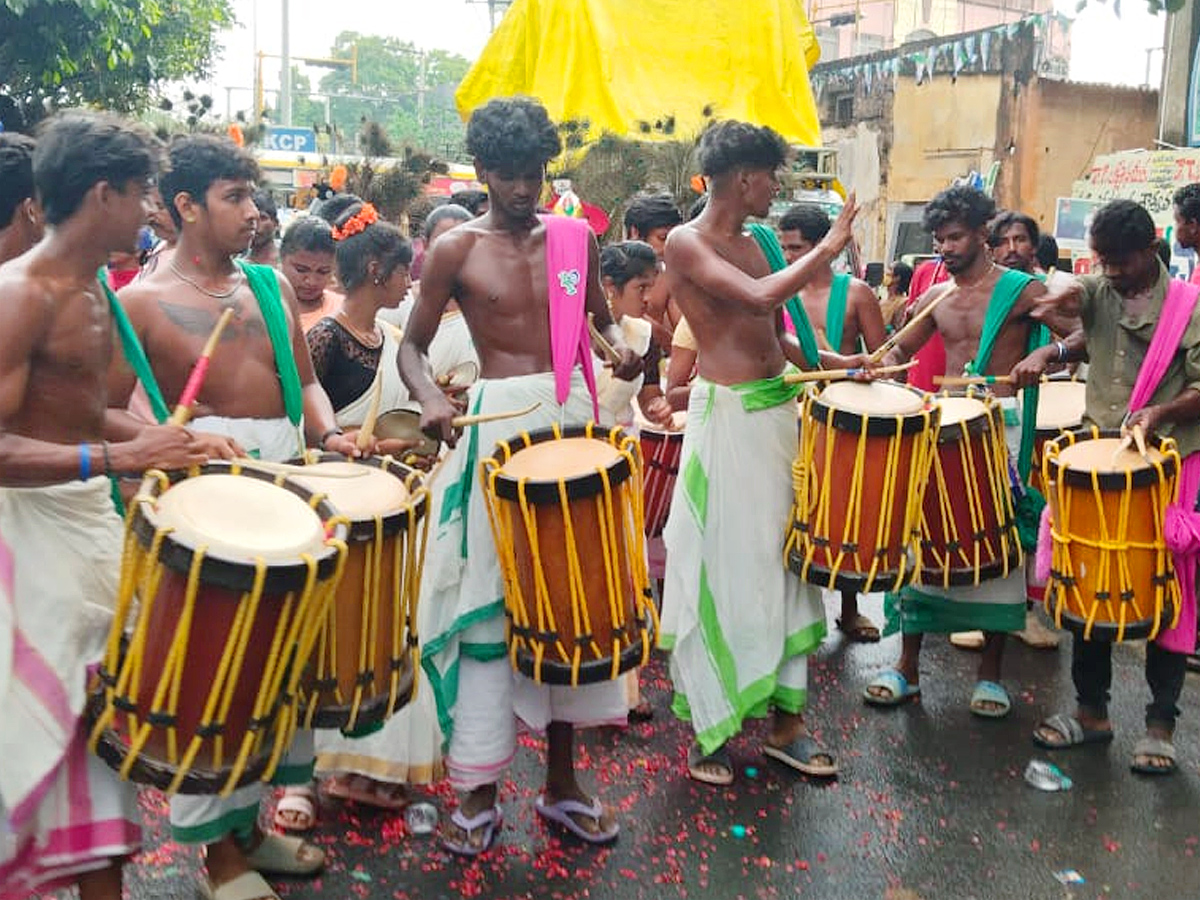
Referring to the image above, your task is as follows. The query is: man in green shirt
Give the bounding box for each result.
[1013,199,1200,775]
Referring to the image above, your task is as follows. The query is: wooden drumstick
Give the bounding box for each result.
[451,402,541,428]
[1132,423,1149,460]
[587,313,622,366]
[168,307,235,426]
[236,458,369,478]
[933,374,1015,387]
[783,360,917,384]
[867,287,954,364]
[356,365,386,452]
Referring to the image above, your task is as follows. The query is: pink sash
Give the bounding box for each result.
[1130,278,1200,652]
[542,215,599,420]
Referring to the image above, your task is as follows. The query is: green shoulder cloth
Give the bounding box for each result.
[822,272,852,352]
[237,261,303,426]
[746,224,822,369]
[99,269,169,424]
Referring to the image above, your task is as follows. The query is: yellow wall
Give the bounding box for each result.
[888,75,1004,202]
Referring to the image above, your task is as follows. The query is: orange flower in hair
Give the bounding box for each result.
[332,203,379,241]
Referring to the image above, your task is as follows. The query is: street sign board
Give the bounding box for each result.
[264,127,317,153]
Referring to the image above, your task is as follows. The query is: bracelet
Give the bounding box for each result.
[1055,340,1067,363]
[78,443,92,481]
[319,427,344,448]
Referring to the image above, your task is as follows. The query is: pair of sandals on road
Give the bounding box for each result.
[862,670,1013,717]
[1033,713,1177,775]
[687,735,839,786]
[441,794,619,857]
[273,775,413,834]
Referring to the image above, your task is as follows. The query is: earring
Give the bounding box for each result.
[374,276,384,285]
[185,215,196,223]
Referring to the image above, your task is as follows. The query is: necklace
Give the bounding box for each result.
[335,310,382,349]
[170,259,245,300]
[954,262,998,290]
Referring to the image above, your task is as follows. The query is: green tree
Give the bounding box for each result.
[0,0,234,130]
[316,32,470,158]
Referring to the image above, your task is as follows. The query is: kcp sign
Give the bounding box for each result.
[264,127,317,153]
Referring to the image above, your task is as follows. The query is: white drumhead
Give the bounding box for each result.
[289,462,410,520]
[820,380,924,416]
[934,395,988,427]
[1057,437,1167,473]
[154,474,326,560]
[501,437,621,480]
[1036,381,1086,430]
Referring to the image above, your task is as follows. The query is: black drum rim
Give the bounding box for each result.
[287,452,428,542]
[486,422,636,504]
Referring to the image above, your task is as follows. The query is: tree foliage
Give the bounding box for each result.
[0,0,234,130]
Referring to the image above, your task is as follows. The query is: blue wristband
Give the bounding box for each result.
[79,443,92,481]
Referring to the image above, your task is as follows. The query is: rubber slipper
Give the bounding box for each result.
[863,669,921,707]
[1031,713,1115,750]
[949,631,986,651]
[762,734,839,778]
[969,680,1012,719]
[1131,735,1177,776]
[243,832,325,877]
[837,613,881,643]
[440,806,503,857]
[535,794,620,845]
[322,775,410,811]
[271,788,316,833]
[198,871,280,900]
[687,742,734,786]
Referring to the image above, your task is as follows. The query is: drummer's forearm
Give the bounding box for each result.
[301,384,340,445]
[0,433,109,487]
[1056,329,1088,364]
[398,342,441,406]
[780,333,813,371]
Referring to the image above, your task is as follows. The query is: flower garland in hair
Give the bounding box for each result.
[332,202,379,241]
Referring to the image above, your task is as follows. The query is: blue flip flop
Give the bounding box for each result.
[863,668,921,707]
[440,805,503,857]
[535,795,619,845]
[970,680,1012,718]
[763,735,839,778]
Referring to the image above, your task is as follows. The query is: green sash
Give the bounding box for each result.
[746,224,822,369]
[820,272,852,352]
[237,261,304,427]
[962,268,1049,549]
[730,367,802,412]
[100,270,169,424]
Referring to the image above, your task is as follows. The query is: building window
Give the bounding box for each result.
[816,26,840,62]
[834,94,855,125]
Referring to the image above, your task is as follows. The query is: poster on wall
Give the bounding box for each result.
[1053,197,1102,251]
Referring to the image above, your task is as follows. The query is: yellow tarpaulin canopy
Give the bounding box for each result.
[456,0,822,147]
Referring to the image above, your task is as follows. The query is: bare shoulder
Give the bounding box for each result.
[848,277,876,302]
[117,264,166,314]
[424,222,479,269]
[0,260,59,344]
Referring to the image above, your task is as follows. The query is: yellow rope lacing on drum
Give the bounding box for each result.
[1045,429,1179,642]
[786,391,936,593]
[481,426,657,686]
[91,469,348,796]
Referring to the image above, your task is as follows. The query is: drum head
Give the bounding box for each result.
[1057,437,1167,473]
[439,360,479,388]
[374,406,440,456]
[501,437,621,481]
[1036,381,1087,430]
[289,462,410,520]
[821,380,924,416]
[154,474,326,561]
[935,395,988,427]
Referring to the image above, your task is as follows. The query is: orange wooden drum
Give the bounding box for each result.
[481,423,657,685]
[87,463,348,795]
[636,410,686,538]
[920,394,1022,587]
[1043,429,1181,641]
[787,381,939,592]
[290,455,429,732]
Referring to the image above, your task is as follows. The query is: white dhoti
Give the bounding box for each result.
[0,479,140,897]
[661,374,827,756]
[420,370,626,791]
[166,416,314,844]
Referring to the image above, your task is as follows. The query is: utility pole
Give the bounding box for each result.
[280,0,292,126]
[416,51,429,131]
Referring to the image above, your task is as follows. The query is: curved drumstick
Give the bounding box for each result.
[355,365,386,452]
[236,458,370,478]
[783,360,916,384]
[451,402,541,428]
[868,287,954,364]
[587,313,622,365]
[168,307,235,426]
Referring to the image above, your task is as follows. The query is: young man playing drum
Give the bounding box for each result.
[1014,199,1200,776]
[400,97,642,856]
[660,120,861,786]
[111,134,359,900]
[868,186,1047,719]
[0,111,209,900]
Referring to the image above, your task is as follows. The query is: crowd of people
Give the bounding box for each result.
[2,94,1199,900]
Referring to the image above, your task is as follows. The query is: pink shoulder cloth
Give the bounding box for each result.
[541,215,599,420]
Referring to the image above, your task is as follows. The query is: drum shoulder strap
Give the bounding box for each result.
[747,224,821,369]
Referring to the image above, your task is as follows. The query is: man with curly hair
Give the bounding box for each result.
[660,120,862,786]
[400,96,642,856]
[865,185,1047,719]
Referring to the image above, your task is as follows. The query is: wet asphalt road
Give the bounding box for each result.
[43,593,1200,900]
